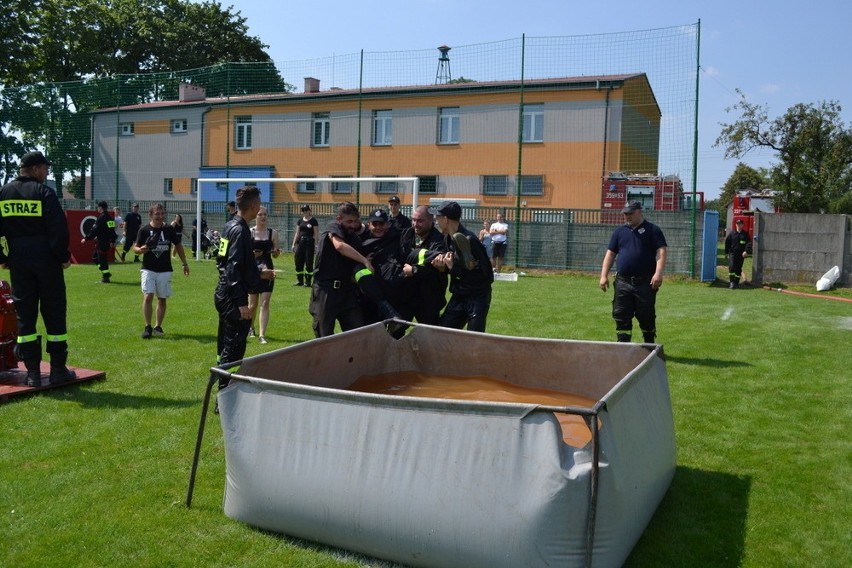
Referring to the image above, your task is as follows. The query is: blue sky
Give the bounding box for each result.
[211,0,852,200]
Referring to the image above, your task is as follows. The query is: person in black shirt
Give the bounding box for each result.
[599,201,668,343]
[291,205,319,287]
[81,200,117,283]
[387,195,412,231]
[133,203,189,339]
[121,203,142,263]
[0,151,76,386]
[724,219,752,289]
[214,187,275,384]
[433,201,493,332]
[400,205,448,325]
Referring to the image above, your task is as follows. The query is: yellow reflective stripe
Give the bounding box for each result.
[1,200,42,217]
[217,237,229,257]
[354,268,373,282]
[46,334,68,342]
[417,249,427,266]
[17,334,39,344]
[225,365,240,374]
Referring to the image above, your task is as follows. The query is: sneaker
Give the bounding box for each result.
[153,326,164,336]
[248,327,256,338]
[49,367,76,385]
[451,233,476,270]
[141,325,153,339]
[258,336,268,345]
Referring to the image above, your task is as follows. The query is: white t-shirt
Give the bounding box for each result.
[490,221,508,244]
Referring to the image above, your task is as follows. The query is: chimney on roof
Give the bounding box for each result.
[304,77,320,93]
[179,82,206,102]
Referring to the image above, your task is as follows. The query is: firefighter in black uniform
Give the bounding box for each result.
[400,205,448,325]
[82,200,117,283]
[433,201,494,332]
[599,201,668,343]
[725,219,752,289]
[213,186,275,387]
[0,151,76,387]
[291,205,319,287]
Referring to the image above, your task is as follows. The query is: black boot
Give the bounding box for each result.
[616,333,631,343]
[378,301,408,337]
[47,340,76,385]
[14,337,43,387]
[642,333,656,344]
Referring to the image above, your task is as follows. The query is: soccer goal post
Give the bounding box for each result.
[193,177,420,261]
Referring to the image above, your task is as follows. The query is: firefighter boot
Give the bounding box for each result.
[46,340,76,385]
[616,332,632,343]
[378,301,409,337]
[642,330,656,344]
[14,336,43,387]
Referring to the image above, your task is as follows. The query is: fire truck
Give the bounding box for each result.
[601,173,703,222]
[727,190,780,238]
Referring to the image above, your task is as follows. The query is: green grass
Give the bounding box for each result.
[1,257,850,567]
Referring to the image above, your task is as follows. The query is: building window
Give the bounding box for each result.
[375,176,398,194]
[296,178,317,194]
[171,119,188,133]
[373,110,392,146]
[482,175,509,196]
[190,178,197,195]
[519,175,544,196]
[215,182,228,194]
[312,112,330,147]
[120,123,134,136]
[522,104,544,143]
[235,116,252,150]
[438,107,459,144]
[417,176,438,195]
[163,178,173,195]
[331,177,353,194]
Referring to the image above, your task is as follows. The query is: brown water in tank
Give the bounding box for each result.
[348,371,596,447]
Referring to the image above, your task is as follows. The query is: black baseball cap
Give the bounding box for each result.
[387,195,401,203]
[21,151,51,168]
[369,208,389,223]
[621,201,643,214]
[435,201,462,221]
[300,205,311,212]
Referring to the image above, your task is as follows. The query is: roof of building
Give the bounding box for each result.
[91,73,650,114]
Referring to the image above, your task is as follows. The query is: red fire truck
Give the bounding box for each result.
[601,173,703,222]
[727,190,780,238]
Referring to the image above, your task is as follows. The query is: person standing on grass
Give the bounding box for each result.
[214,186,276,388]
[433,201,493,332]
[725,218,752,289]
[291,205,319,287]
[599,201,667,343]
[134,203,190,339]
[0,151,76,387]
[489,213,509,272]
[247,206,281,344]
[81,200,117,283]
[121,203,142,263]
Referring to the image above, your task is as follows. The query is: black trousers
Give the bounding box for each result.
[612,277,657,341]
[728,253,745,283]
[214,288,251,388]
[309,285,363,337]
[440,290,491,332]
[294,238,315,285]
[10,257,67,340]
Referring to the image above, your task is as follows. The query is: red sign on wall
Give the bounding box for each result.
[65,210,116,264]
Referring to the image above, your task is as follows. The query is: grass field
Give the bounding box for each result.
[1,255,850,567]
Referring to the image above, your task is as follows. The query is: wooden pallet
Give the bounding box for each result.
[0,361,105,402]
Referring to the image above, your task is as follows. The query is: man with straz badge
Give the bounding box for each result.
[0,151,76,386]
[599,201,668,343]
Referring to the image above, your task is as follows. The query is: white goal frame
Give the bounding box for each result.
[193,177,420,261]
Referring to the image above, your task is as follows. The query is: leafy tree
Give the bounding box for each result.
[718,162,770,206]
[715,90,852,213]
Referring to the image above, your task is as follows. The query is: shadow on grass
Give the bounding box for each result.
[49,388,196,409]
[625,465,750,567]
[666,355,753,369]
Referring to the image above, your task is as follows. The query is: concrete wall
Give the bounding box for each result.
[753,212,851,286]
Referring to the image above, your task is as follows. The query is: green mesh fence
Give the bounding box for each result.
[1,24,700,274]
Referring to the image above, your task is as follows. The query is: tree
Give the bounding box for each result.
[1,0,289,194]
[719,162,770,206]
[715,90,852,213]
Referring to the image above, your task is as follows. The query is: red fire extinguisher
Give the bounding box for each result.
[0,280,18,372]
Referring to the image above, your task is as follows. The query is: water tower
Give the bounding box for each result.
[435,45,452,84]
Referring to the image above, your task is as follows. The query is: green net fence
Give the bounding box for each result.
[2,24,702,274]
